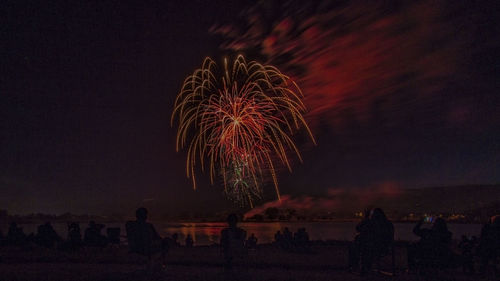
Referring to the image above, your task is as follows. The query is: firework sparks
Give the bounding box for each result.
[171,55,315,206]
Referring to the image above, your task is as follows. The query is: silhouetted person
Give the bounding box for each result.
[246,233,257,249]
[293,230,299,244]
[0,228,5,247]
[477,215,500,274]
[283,227,293,250]
[369,209,394,254]
[7,222,26,246]
[185,234,194,248]
[349,208,371,272]
[164,232,179,249]
[34,222,61,248]
[274,230,283,248]
[171,233,180,247]
[294,228,310,248]
[220,214,247,271]
[407,217,452,271]
[349,208,394,274]
[62,222,82,251]
[302,228,310,243]
[84,221,108,247]
[458,235,476,274]
[107,227,121,245]
[125,207,168,261]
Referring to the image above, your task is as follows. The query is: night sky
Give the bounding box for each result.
[1,1,499,216]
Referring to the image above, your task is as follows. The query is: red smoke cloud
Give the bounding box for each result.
[212,1,468,127]
[244,181,402,218]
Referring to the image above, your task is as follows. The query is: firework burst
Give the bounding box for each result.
[171,55,315,207]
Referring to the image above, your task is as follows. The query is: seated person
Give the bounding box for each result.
[458,235,476,274]
[185,234,194,248]
[61,222,82,251]
[282,227,293,250]
[294,228,310,250]
[246,233,257,249]
[34,222,62,248]
[407,217,452,270]
[84,221,108,247]
[171,233,180,247]
[477,215,500,273]
[126,207,168,260]
[349,208,394,274]
[106,227,121,244]
[274,231,283,248]
[7,222,26,246]
[220,214,247,270]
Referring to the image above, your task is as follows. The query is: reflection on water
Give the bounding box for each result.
[0,222,482,246]
[153,222,483,245]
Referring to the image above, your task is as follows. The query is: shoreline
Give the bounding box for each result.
[0,242,488,281]
[1,219,484,225]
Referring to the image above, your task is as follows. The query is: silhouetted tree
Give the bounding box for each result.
[265,208,279,220]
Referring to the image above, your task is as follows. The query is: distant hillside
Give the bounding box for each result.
[245,184,500,221]
[465,201,500,219]
[375,184,500,214]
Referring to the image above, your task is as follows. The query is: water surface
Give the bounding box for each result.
[1,222,482,246]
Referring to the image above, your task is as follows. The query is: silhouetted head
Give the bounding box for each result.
[69,223,79,231]
[136,207,148,222]
[370,208,387,221]
[364,208,372,219]
[227,213,238,227]
[432,218,448,232]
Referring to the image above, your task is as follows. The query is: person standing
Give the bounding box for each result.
[220,214,247,271]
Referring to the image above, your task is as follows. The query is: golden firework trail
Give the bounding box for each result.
[171,55,315,206]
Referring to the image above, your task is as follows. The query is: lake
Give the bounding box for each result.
[1,221,483,246]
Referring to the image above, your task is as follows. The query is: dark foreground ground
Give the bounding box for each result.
[0,243,497,281]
